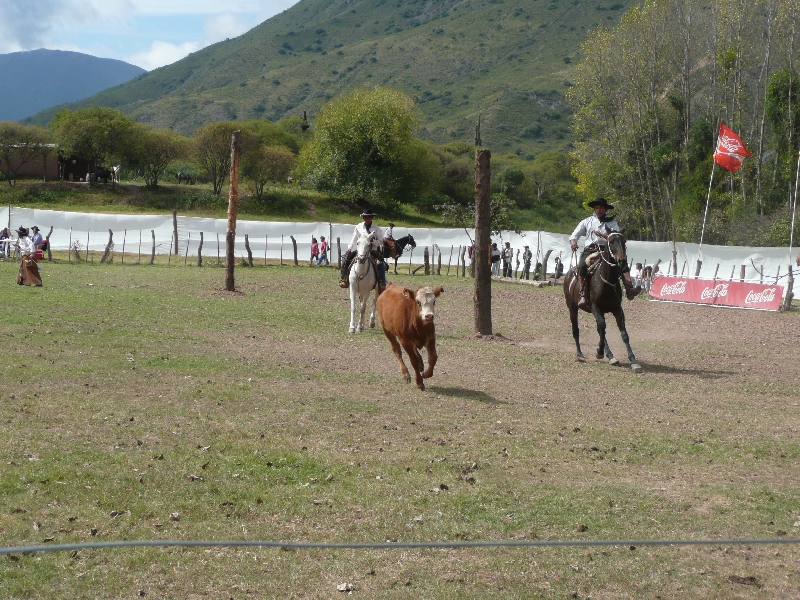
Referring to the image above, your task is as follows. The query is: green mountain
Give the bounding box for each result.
[25,0,632,156]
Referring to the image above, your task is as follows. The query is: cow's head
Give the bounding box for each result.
[404,285,444,322]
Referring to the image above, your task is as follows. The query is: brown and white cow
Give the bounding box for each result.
[376,283,443,391]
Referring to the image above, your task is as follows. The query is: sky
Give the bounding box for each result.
[0,0,301,71]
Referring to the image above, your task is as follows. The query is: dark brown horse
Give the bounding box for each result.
[383,234,416,274]
[563,232,642,372]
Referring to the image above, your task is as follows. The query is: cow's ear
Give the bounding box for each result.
[402,288,415,299]
[433,286,444,297]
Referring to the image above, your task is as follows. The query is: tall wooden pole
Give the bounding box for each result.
[474,149,492,335]
[225,130,241,291]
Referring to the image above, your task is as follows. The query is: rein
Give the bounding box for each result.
[597,234,625,292]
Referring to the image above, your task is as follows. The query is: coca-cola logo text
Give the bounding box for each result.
[745,288,777,304]
[700,284,729,300]
[660,281,687,296]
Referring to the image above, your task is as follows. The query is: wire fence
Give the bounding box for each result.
[3,536,800,556]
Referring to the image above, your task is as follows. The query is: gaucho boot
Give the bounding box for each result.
[577,276,591,313]
[339,252,354,288]
[623,277,642,301]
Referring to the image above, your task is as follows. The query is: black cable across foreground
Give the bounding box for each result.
[2,537,800,556]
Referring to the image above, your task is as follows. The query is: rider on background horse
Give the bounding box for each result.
[339,209,387,293]
[569,197,641,311]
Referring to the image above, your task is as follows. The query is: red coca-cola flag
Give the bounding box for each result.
[713,123,751,172]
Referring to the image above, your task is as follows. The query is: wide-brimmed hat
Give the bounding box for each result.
[31,226,39,231]
[588,197,614,209]
[360,209,377,217]
[16,227,28,236]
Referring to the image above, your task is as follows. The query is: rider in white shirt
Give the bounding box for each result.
[569,198,640,310]
[339,209,386,290]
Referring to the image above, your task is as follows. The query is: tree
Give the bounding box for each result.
[298,87,436,209]
[0,122,51,187]
[128,126,188,188]
[243,145,296,199]
[436,192,522,239]
[192,121,239,195]
[51,107,137,174]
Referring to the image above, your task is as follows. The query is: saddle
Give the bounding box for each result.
[385,239,397,260]
[18,254,42,286]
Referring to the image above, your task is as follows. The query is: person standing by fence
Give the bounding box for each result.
[317,236,329,266]
[502,241,513,277]
[310,237,319,264]
[521,245,532,279]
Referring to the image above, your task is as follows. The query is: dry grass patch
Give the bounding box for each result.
[0,261,799,598]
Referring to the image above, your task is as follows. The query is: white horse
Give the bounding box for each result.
[111,165,121,184]
[349,231,378,333]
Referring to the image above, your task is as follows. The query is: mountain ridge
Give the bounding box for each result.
[23,0,632,155]
[0,49,146,122]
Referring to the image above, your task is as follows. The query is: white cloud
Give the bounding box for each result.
[128,1,293,16]
[0,0,134,53]
[128,40,201,70]
[202,12,251,45]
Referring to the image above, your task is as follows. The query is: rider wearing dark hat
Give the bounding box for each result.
[339,209,386,291]
[569,198,640,310]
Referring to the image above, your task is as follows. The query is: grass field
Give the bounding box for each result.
[1,258,799,598]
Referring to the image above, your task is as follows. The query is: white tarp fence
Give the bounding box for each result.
[4,206,798,286]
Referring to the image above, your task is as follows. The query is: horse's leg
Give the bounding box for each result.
[402,339,426,390]
[422,338,437,378]
[348,273,358,333]
[393,258,398,274]
[591,306,614,362]
[384,330,411,383]
[357,288,368,333]
[369,286,377,328]
[570,304,585,362]
[612,307,642,372]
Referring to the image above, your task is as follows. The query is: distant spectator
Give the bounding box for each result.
[533,262,543,281]
[641,266,653,294]
[385,222,395,240]
[14,227,35,255]
[630,262,643,286]
[520,245,532,280]
[317,236,329,266]
[490,242,501,276]
[502,241,513,277]
[0,227,10,258]
[31,226,44,250]
[310,237,319,264]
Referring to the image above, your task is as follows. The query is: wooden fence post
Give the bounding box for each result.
[695,260,702,277]
[137,230,142,264]
[290,235,298,266]
[150,230,155,264]
[408,248,413,274]
[740,265,746,282]
[337,237,341,269]
[225,130,241,291]
[100,229,113,263]
[446,245,454,276]
[86,230,90,263]
[280,234,284,266]
[460,246,466,277]
[474,148,492,335]
[172,209,179,256]
[245,234,253,266]
[68,227,72,264]
[265,235,268,266]
[424,246,430,275]
[197,232,204,266]
[184,233,190,266]
[435,244,441,275]
[46,226,53,262]
[121,229,126,264]
[783,265,795,311]
[713,264,720,279]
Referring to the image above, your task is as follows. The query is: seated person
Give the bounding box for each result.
[31,226,45,250]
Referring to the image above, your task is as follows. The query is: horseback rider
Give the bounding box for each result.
[384,222,397,259]
[569,198,641,310]
[339,209,387,292]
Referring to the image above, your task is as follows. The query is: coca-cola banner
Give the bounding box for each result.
[650,275,784,311]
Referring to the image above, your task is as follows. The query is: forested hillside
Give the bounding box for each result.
[24,0,633,156]
[569,0,800,246]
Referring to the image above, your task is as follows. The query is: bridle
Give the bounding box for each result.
[598,232,626,289]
